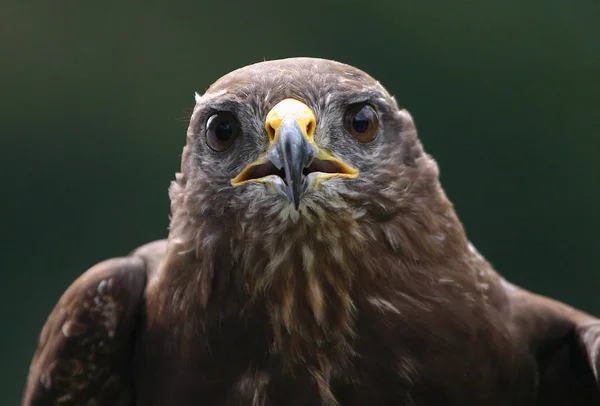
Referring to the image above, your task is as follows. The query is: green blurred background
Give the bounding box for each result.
[2,0,599,403]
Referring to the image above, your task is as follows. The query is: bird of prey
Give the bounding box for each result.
[23,57,600,406]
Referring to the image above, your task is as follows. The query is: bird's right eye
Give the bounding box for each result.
[206,112,240,152]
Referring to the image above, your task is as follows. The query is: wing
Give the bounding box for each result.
[22,240,167,406]
[504,281,600,405]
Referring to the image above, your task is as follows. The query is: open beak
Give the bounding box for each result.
[231,98,358,209]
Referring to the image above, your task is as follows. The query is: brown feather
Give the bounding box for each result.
[23,57,600,405]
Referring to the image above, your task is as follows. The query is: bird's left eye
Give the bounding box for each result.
[205,112,240,152]
[344,103,379,143]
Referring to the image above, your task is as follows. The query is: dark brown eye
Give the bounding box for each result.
[344,104,379,143]
[205,112,240,151]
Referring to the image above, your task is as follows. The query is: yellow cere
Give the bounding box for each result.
[265,98,317,143]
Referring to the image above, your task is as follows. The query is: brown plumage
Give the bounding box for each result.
[23,57,600,405]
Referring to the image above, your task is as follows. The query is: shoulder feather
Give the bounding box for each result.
[503,281,600,405]
[22,240,167,406]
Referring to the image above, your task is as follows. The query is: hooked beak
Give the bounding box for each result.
[266,117,317,208]
[231,98,358,209]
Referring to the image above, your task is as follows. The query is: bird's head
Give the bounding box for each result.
[175,57,442,229]
[162,58,469,353]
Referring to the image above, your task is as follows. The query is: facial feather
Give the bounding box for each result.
[149,57,480,374]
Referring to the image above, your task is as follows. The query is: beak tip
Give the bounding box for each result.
[287,183,301,211]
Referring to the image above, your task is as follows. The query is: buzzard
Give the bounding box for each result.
[23,57,600,405]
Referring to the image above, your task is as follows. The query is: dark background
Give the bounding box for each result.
[2,0,599,403]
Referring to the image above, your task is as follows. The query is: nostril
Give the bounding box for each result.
[306,120,316,138]
[266,123,277,142]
